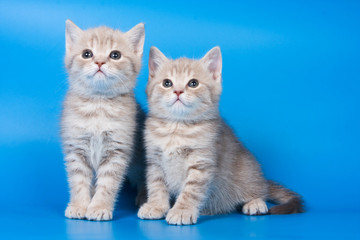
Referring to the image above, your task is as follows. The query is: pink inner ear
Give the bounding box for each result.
[205,48,222,80]
[208,56,219,73]
[148,57,157,77]
[149,47,167,77]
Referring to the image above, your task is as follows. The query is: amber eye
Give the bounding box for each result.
[162,79,173,88]
[188,79,199,88]
[82,49,93,59]
[109,50,121,60]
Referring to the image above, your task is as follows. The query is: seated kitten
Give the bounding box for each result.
[62,20,146,221]
[138,46,303,225]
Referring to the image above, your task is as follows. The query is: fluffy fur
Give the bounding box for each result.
[62,20,146,221]
[138,46,303,225]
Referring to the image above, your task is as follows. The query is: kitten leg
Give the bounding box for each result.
[242,198,268,215]
[166,154,214,225]
[65,152,93,219]
[138,162,170,219]
[86,150,129,221]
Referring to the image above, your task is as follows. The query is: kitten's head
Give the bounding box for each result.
[65,20,145,97]
[146,46,222,121]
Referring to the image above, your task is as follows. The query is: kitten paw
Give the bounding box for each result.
[65,204,87,219]
[85,206,113,221]
[166,207,198,225]
[242,198,268,215]
[138,202,169,219]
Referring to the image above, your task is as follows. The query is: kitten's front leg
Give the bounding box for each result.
[85,148,130,221]
[65,152,93,219]
[166,153,214,225]
[138,150,170,219]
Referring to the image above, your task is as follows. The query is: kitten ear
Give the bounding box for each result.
[149,46,168,78]
[65,19,83,52]
[125,23,145,56]
[201,46,222,80]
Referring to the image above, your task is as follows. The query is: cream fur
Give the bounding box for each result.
[62,20,146,221]
[138,46,303,225]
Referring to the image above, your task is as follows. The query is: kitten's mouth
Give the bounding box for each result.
[94,70,106,76]
[172,98,186,106]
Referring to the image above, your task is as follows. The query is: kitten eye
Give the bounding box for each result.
[110,50,121,60]
[162,79,173,88]
[82,49,93,59]
[188,79,199,88]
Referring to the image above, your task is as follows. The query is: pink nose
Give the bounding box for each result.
[174,91,184,96]
[95,62,105,68]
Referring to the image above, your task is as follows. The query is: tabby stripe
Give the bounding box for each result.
[182,191,201,202]
[186,180,207,186]
[187,164,208,174]
[65,154,92,170]
[68,168,90,177]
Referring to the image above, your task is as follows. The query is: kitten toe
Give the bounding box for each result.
[138,202,168,219]
[65,204,87,219]
[85,206,113,221]
[166,207,198,225]
[242,198,268,216]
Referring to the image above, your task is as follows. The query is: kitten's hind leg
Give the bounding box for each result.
[65,153,93,219]
[242,198,268,216]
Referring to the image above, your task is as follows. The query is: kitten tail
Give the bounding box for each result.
[267,180,304,214]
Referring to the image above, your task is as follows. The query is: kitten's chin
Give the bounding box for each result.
[70,80,128,98]
[69,71,135,98]
[153,104,219,122]
[158,108,199,122]
[86,76,123,96]
[90,79,111,92]
[92,72,107,80]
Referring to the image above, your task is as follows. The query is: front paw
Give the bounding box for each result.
[242,198,268,216]
[65,204,87,219]
[166,207,198,225]
[85,206,113,221]
[138,202,169,219]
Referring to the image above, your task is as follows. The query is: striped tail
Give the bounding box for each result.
[268,180,304,214]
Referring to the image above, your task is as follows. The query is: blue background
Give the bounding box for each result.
[0,0,359,239]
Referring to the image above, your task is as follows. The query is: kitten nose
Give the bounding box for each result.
[95,62,105,68]
[174,91,184,96]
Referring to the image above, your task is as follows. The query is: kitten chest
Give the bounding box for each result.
[89,133,104,170]
[161,145,189,197]
[64,99,135,169]
[148,119,217,196]
[157,132,201,197]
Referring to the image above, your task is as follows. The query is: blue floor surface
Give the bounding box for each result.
[1,206,359,240]
[1,141,359,239]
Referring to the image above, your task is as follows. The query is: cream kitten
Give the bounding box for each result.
[138,46,303,225]
[62,20,146,221]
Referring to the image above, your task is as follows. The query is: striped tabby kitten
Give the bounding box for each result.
[62,20,146,221]
[138,46,303,225]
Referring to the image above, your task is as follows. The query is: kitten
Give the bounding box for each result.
[62,20,146,221]
[138,46,303,225]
